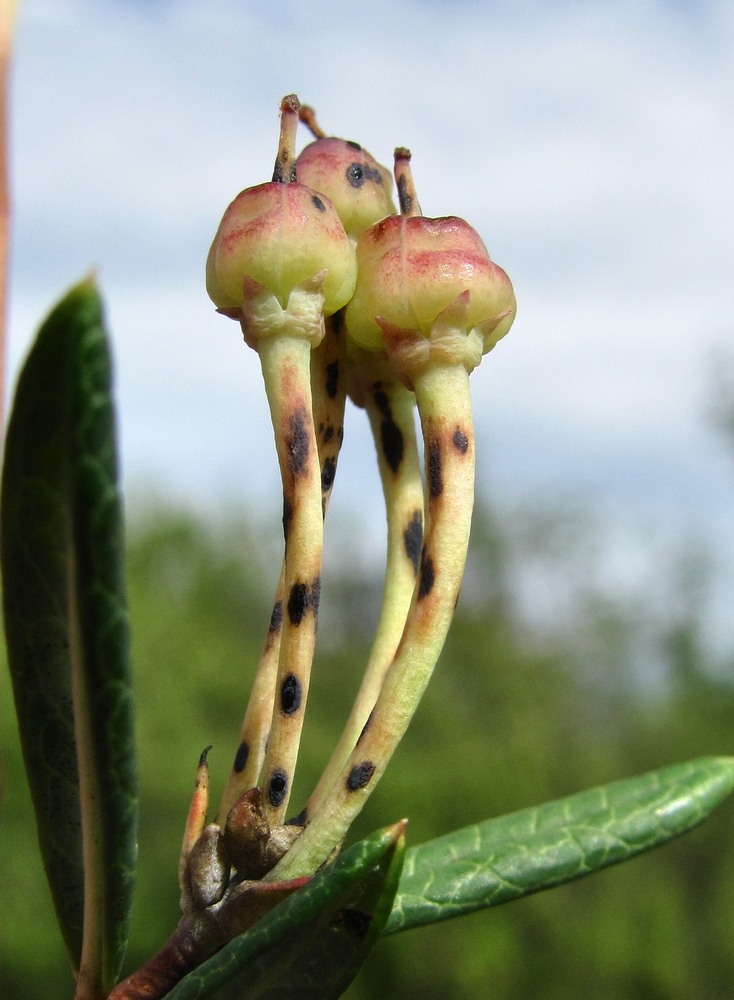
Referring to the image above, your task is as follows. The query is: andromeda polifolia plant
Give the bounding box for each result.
[2,89,734,1000]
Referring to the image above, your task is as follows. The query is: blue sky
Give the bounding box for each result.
[7,0,734,635]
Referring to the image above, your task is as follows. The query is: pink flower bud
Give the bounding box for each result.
[295,138,395,240]
[345,214,516,352]
[206,181,356,317]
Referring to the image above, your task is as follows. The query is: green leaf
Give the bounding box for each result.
[386,756,734,934]
[1,280,137,993]
[165,820,406,1000]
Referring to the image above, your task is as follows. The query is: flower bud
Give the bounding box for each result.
[345,213,516,353]
[206,95,357,320]
[206,181,356,317]
[295,137,395,241]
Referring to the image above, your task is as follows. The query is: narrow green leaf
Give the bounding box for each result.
[164,820,406,1000]
[1,280,137,992]
[386,756,734,934]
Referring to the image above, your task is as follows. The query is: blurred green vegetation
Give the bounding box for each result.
[2,494,733,999]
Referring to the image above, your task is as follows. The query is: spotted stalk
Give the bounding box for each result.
[268,148,515,879]
[206,95,356,829]
[269,356,475,879]
[250,318,324,826]
[216,311,347,824]
[301,347,423,824]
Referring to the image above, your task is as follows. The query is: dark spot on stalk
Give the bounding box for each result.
[311,194,326,212]
[281,673,302,715]
[311,577,322,616]
[287,807,308,828]
[418,550,436,599]
[374,388,404,473]
[452,427,469,453]
[269,600,283,634]
[288,583,308,625]
[326,361,339,399]
[403,510,423,575]
[347,761,375,791]
[282,498,293,540]
[397,174,413,215]
[346,140,362,151]
[272,157,296,184]
[381,420,403,472]
[233,742,249,773]
[334,309,345,332]
[333,908,373,938]
[322,456,336,493]
[268,770,288,807]
[357,709,374,743]
[287,408,310,478]
[428,440,443,497]
[323,425,334,444]
[287,579,321,624]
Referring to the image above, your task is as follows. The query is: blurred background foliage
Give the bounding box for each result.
[2,484,734,999]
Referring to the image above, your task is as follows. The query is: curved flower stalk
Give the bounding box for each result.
[215,563,287,820]
[269,147,516,880]
[303,347,424,822]
[206,94,356,827]
[216,310,348,823]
